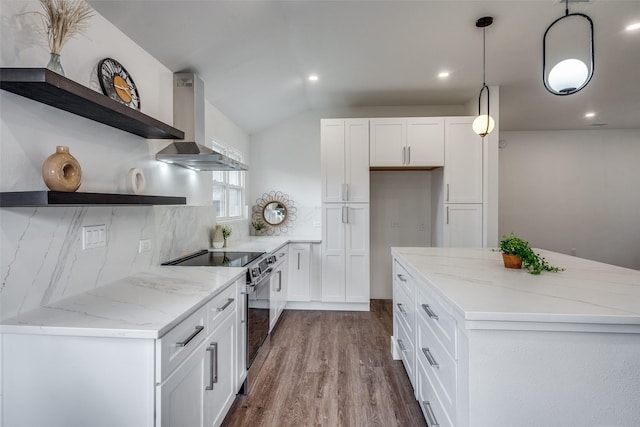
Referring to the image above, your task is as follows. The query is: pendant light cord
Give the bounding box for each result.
[482,25,486,85]
[565,0,569,17]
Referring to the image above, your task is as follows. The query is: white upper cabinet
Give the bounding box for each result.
[444,117,483,204]
[370,118,444,168]
[321,119,369,203]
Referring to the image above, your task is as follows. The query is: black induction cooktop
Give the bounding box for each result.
[162,250,265,267]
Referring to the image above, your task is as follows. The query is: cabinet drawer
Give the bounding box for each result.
[417,356,453,427]
[417,314,456,420]
[393,280,415,337]
[395,312,415,390]
[416,284,457,360]
[394,259,415,302]
[157,305,208,382]
[207,284,237,329]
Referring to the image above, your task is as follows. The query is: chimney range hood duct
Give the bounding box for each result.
[156,73,248,171]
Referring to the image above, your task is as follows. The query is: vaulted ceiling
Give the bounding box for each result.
[88,0,640,134]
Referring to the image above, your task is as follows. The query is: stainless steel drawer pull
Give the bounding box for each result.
[421,303,439,320]
[422,348,439,369]
[216,298,234,312]
[205,343,218,390]
[408,146,411,164]
[397,339,407,352]
[279,252,286,257]
[396,274,407,282]
[446,183,450,202]
[297,252,301,270]
[402,146,406,165]
[396,303,407,315]
[176,325,204,347]
[277,270,282,292]
[422,401,440,427]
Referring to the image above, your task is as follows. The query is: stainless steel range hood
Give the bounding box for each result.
[156,73,248,171]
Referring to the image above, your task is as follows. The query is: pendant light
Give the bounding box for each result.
[472,16,495,138]
[543,0,594,95]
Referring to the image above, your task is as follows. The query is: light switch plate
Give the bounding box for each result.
[82,225,106,250]
[139,239,152,253]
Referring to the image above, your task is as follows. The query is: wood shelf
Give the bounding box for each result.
[0,191,186,207]
[0,68,184,140]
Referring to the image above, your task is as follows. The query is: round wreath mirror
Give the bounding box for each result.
[252,191,296,235]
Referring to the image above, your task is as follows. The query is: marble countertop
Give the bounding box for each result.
[392,247,640,329]
[0,266,246,339]
[213,234,321,253]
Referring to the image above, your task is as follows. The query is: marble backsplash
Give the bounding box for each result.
[0,205,228,320]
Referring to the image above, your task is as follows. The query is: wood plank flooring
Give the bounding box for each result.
[222,300,427,427]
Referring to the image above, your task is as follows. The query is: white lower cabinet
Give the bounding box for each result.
[204,313,236,427]
[269,248,288,331]
[443,203,482,248]
[287,243,311,301]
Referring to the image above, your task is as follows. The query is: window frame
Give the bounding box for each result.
[211,142,245,222]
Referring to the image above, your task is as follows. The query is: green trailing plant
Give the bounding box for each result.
[251,221,266,231]
[221,225,232,239]
[498,233,564,275]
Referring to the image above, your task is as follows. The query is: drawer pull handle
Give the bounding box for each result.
[216,298,234,312]
[397,339,407,352]
[176,325,204,347]
[396,274,407,282]
[422,347,439,369]
[421,303,439,320]
[396,303,407,315]
[205,342,218,390]
[422,401,440,427]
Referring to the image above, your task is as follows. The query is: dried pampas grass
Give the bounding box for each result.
[38,0,94,54]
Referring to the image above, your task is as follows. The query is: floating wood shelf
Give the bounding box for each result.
[0,68,184,139]
[0,191,186,207]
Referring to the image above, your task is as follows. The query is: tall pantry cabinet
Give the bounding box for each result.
[320,119,370,304]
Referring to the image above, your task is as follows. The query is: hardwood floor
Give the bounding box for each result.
[222,300,427,427]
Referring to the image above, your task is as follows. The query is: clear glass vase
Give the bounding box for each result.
[46,52,64,76]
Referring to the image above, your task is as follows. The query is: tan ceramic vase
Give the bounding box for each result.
[42,146,82,192]
[502,253,523,269]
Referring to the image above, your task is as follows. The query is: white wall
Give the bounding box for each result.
[370,171,432,298]
[499,129,640,270]
[0,1,249,319]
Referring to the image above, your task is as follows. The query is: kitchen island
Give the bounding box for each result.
[391,247,640,427]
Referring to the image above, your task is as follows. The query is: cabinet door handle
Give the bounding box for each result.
[446,206,449,225]
[396,273,407,282]
[422,347,439,368]
[396,303,407,315]
[421,303,439,320]
[397,338,406,352]
[176,325,204,347]
[341,183,349,201]
[279,252,286,257]
[297,252,301,270]
[408,146,411,165]
[402,146,406,165]
[446,183,450,202]
[421,401,440,427]
[216,298,234,312]
[342,206,349,224]
[277,270,282,292]
[205,343,218,390]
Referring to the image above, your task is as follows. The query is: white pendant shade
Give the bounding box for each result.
[548,58,589,93]
[472,114,495,136]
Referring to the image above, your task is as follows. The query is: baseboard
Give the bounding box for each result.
[285,301,370,311]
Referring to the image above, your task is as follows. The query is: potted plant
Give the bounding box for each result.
[251,220,266,236]
[498,233,564,275]
[221,225,232,247]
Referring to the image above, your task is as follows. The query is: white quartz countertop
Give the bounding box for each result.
[212,234,321,253]
[392,247,640,328]
[0,266,246,339]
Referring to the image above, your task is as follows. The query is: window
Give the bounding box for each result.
[212,142,245,220]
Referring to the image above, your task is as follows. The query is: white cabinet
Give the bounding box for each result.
[269,247,288,331]
[287,243,311,302]
[370,118,444,168]
[444,204,483,247]
[444,117,483,204]
[204,313,236,427]
[234,278,247,391]
[321,204,370,303]
[321,119,369,203]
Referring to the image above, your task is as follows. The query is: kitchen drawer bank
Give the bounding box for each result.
[391,247,640,427]
[1,266,246,427]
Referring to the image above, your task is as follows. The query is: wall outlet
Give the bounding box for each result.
[139,239,152,253]
[82,225,106,250]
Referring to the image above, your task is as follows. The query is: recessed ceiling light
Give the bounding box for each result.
[438,71,450,78]
[626,22,640,31]
[585,112,596,118]
[308,75,319,82]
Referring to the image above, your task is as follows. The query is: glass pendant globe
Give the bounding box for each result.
[472,114,495,136]
[548,58,589,94]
